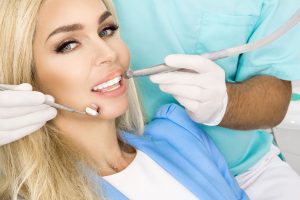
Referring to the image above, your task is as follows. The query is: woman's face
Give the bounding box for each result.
[33,0,130,120]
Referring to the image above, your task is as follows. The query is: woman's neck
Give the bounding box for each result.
[53,114,136,176]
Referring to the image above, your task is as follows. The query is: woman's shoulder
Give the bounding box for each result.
[121,103,214,156]
[145,103,209,142]
[121,103,216,161]
[152,103,189,122]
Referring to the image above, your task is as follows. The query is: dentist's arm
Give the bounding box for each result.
[221,75,291,130]
[150,54,291,130]
[0,83,57,146]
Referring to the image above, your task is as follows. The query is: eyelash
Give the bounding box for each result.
[55,23,119,54]
[99,24,119,38]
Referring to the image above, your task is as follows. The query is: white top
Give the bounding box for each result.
[103,150,198,200]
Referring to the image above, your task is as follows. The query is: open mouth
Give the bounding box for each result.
[91,75,122,93]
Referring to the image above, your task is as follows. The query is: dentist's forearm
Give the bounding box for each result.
[219,76,292,130]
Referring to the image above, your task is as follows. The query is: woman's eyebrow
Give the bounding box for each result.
[46,11,112,42]
[98,11,112,25]
[46,24,84,42]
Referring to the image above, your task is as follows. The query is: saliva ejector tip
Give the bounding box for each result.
[85,104,100,116]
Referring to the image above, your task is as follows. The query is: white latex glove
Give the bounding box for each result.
[0,83,57,146]
[150,54,228,126]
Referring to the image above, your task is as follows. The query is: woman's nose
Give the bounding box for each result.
[92,40,117,67]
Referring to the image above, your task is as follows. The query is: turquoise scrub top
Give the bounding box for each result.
[113,0,300,176]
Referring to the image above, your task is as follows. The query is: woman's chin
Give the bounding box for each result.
[94,101,129,120]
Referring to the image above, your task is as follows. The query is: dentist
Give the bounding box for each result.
[111,1,300,199]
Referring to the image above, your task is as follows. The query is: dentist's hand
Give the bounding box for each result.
[150,54,228,126]
[0,83,57,146]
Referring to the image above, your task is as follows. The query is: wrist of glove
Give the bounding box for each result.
[150,54,228,126]
[187,91,228,126]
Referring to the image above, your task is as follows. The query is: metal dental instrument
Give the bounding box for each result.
[124,9,300,79]
[43,101,87,115]
[0,85,95,116]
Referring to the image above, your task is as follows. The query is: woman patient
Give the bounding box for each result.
[0,0,248,199]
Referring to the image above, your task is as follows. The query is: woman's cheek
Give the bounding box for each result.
[35,58,81,100]
[114,40,130,69]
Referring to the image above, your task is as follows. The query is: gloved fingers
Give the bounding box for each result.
[0,104,50,118]
[174,96,199,111]
[0,90,46,107]
[12,83,33,91]
[159,84,217,102]
[45,95,55,103]
[174,96,216,122]
[150,72,197,85]
[0,83,33,91]
[0,122,46,146]
[175,95,222,116]
[150,71,221,87]
[0,107,57,131]
[187,109,214,124]
[173,95,208,112]
[165,54,223,74]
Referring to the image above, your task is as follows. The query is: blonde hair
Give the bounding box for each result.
[0,0,144,199]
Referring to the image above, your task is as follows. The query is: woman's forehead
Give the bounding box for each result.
[35,0,108,38]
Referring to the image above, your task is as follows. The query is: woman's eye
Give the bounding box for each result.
[55,41,79,53]
[98,24,119,38]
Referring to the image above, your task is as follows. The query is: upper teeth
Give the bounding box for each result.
[93,76,121,91]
